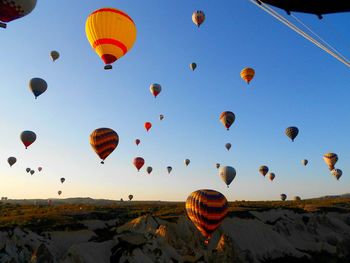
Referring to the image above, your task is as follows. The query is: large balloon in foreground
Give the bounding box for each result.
[220,111,235,130]
[60,177,65,184]
[240,67,255,84]
[190,63,197,71]
[280,194,287,201]
[50,51,60,62]
[259,165,269,177]
[167,166,172,174]
[192,11,205,27]
[185,159,190,166]
[225,143,231,151]
[146,166,152,174]
[85,7,137,70]
[323,153,338,171]
[268,172,275,181]
[150,83,161,98]
[133,157,145,171]
[144,122,152,132]
[186,189,228,242]
[285,127,299,142]
[20,130,36,149]
[7,157,17,167]
[219,166,236,188]
[0,0,37,28]
[29,78,47,99]
[302,159,308,166]
[128,194,133,201]
[90,128,119,164]
[331,169,342,180]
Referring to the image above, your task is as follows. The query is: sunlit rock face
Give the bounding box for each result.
[0,210,349,263]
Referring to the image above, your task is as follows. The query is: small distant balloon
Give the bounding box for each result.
[259,166,269,177]
[30,170,35,175]
[133,157,145,172]
[192,11,205,27]
[331,169,342,180]
[301,159,308,166]
[29,78,47,99]
[38,167,42,172]
[159,115,164,121]
[128,194,133,201]
[219,166,236,188]
[135,139,140,146]
[323,153,338,171]
[285,127,299,142]
[60,177,65,184]
[58,190,62,196]
[7,157,17,167]
[280,194,287,201]
[146,166,153,174]
[144,122,152,132]
[190,63,197,71]
[50,51,60,62]
[268,172,275,181]
[220,111,235,130]
[20,130,36,149]
[26,168,31,173]
[240,67,255,84]
[216,163,220,169]
[294,196,301,201]
[167,166,172,174]
[225,143,231,151]
[185,159,190,166]
[90,128,119,164]
[150,83,161,98]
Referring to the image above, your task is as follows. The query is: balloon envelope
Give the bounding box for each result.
[331,169,342,180]
[185,159,190,166]
[20,130,36,149]
[192,11,205,27]
[133,157,145,171]
[302,159,308,166]
[7,157,16,167]
[216,163,220,169]
[135,139,140,146]
[128,194,133,201]
[26,168,30,173]
[146,166,153,174]
[0,0,37,23]
[225,143,231,151]
[220,111,235,130]
[323,153,338,171]
[29,78,47,99]
[240,67,255,84]
[85,7,137,69]
[30,170,35,175]
[259,165,269,177]
[144,122,152,132]
[50,51,60,61]
[150,83,161,98]
[167,166,172,174]
[190,63,197,71]
[219,166,236,187]
[186,189,228,240]
[285,127,299,142]
[280,194,287,201]
[60,177,65,184]
[268,172,275,181]
[90,128,119,164]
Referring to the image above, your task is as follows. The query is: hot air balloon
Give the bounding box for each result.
[192,11,205,27]
[294,196,301,201]
[7,157,17,167]
[186,189,228,243]
[240,67,255,84]
[29,78,47,99]
[26,168,30,173]
[20,130,36,149]
[38,167,42,172]
[219,166,236,188]
[331,169,342,180]
[280,194,287,201]
[0,0,37,28]
[50,51,60,62]
[185,159,190,166]
[150,83,161,98]
[135,139,140,146]
[58,191,62,196]
[220,111,235,130]
[323,153,338,171]
[30,170,35,175]
[225,143,231,151]
[259,165,269,177]
[301,159,308,166]
[128,194,133,201]
[216,163,220,169]
[133,157,144,171]
[159,114,164,121]
[190,63,197,71]
[85,7,137,70]
[60,177,65,184]
[285,126,299,142]
[167,166,172,174]
[268,172,275,181]
[144,122,152,132]
[146,166,153,174]
[90,128,119,164]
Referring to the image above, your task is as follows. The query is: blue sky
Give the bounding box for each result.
[0,0,349,201]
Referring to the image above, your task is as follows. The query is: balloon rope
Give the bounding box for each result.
[249,0,350,67]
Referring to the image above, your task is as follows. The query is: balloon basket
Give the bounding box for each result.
[0,22,6,29]
[104,65,112,70]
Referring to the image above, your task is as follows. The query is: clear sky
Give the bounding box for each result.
[0,0,349,201]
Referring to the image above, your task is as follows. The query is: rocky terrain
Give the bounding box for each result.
[0,199,349,262]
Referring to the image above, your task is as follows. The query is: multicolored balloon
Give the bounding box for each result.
[259,165,269,177]
[192,11,205,27]
[20,130,36,149]
[85,7,137,70]
[0,0,37,28]
[219,166,236,188]
[268,172,275,181]
[285,127,299,142]
[186,189,228,242]
[150,83,161,98]
[50,51,60,62]
[133,157,145,171]
[331,169,342,180]
[323,153,338,171]
[90,128,119,164]
[240,67,255,84]
[220,111,235,130]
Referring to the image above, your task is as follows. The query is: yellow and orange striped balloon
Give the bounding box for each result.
[85,7,137,69]
[323,152,338,171]
[90,128,119,164]
[240,67,255,84]
[186,189,228,242]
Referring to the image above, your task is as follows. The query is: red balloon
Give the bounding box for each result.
[144,122,152,132]
[135,139,140,146]
[133,157,145,172]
